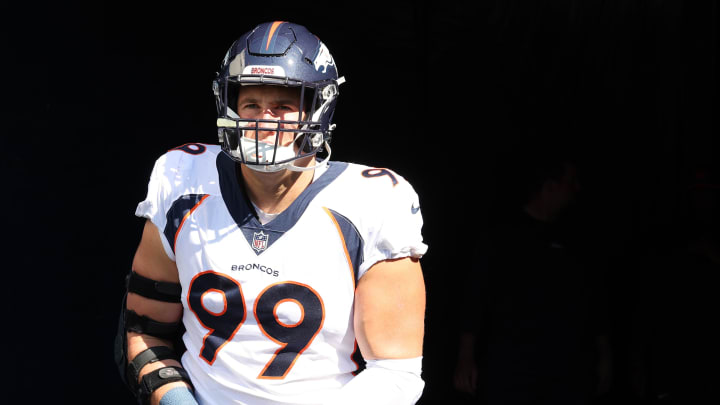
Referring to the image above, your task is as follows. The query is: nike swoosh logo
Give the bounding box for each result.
[411,204,421,214]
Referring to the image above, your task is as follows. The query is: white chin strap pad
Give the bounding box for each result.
[321,357,424,405]
[217,116,331,173]
[243,141,331,173]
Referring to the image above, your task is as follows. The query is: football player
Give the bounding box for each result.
[115,21,428,405]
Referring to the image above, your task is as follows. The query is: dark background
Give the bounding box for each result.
[2,1,717,403]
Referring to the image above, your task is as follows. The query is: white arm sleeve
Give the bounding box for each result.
[322,357,425,405]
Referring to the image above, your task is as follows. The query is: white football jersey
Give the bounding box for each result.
[135,143,427,405]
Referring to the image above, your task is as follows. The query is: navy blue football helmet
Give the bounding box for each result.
[213,21,344,172]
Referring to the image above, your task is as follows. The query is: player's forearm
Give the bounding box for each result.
[322,357,424,405]
[127,332,193,405]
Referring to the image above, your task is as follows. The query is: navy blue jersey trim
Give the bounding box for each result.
[217,153,256,228]
[326,208,364,283]
[216,152,349,255]
[164,194,209,253]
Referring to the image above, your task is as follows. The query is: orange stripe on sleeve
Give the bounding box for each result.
[174,194,210,249]
[322,207,356,289]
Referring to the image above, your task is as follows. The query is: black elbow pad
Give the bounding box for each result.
[114,271,187,402]
[126,271,182,303]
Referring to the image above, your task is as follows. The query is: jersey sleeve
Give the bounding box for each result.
[134,152,181,261]
[359,170,428,278]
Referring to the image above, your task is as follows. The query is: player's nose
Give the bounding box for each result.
[256,110,281,140]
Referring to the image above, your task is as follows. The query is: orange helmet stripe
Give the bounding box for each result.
[266,21,285,51]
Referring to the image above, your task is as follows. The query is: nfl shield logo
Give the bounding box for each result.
[252,231,269,253]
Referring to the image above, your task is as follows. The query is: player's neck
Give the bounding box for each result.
[239,165,314,214]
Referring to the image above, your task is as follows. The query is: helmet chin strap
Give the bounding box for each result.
[285,141,331,172]
[243,141,331,173]
[217,114,331,173]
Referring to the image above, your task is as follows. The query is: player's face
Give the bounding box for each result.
[236,85,305,148]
